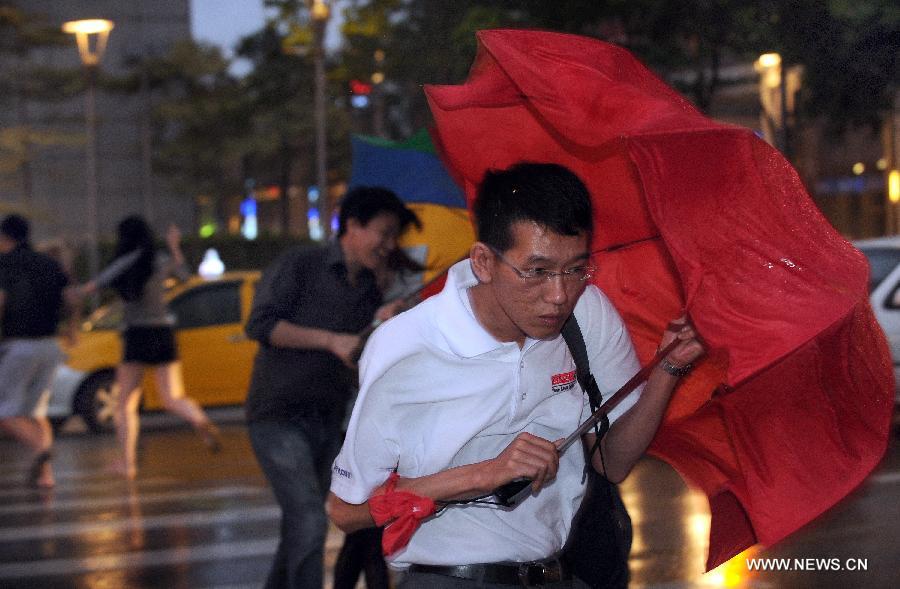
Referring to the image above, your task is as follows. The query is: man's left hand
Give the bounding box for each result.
[659,316,705,369]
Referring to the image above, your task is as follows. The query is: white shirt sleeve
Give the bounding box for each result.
[330,323,408,504]
[330,380,400,504]
[573,285,643,425]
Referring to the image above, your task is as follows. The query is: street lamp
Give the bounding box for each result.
[63,18,114,304]
[754,52,802,159]
[310,0,330,238]
[754,52,786,154]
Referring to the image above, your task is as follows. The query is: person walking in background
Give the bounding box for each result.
[36,238,76,282]
[244,187,419,589]
[332,246,425,589]
[78,215,220,479]
[0,214,76,489]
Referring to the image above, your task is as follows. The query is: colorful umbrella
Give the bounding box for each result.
[425,29,894,570]
[349,130,474,289]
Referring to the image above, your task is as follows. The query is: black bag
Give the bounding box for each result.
[565,470,632,588]
[561,316,632,589]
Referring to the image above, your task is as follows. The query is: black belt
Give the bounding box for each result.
[408,554,573,587]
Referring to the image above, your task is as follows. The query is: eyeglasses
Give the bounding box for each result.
[488,246,596,286]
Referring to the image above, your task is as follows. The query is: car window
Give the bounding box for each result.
[170,281,242,329]
[859,248,900,292]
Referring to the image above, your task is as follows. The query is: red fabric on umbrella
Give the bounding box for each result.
[369,473,438,555]
[425,29,893,570]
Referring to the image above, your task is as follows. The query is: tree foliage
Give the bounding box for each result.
[240,4,354,233]
[766,0,898,133]
[336,0,896,136]
[338,0,526,134]
[143,41,251,212]
[5,0,893,240]
[0,3,82,197]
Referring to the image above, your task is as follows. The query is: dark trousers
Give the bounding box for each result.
[333,527,390,589]
[248,413,343,589]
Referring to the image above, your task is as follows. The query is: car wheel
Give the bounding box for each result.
[73,370,118,434]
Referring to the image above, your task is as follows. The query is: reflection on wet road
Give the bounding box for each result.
[0,413,897,588]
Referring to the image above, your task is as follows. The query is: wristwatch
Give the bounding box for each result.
[661,358,692,377]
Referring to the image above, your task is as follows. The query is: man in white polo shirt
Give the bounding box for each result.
[328,162,704,588]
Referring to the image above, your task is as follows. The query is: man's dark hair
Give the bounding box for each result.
[474,163,593,252]
[337,186,421,237]
[0,214,30,246]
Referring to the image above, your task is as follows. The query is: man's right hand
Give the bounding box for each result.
[330,333,363,368]
[487,432,561,492]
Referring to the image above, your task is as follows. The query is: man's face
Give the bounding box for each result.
[343,212,402,271]
[487,221,591,342]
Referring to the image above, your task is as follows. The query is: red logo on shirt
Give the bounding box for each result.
[551,370,577,393]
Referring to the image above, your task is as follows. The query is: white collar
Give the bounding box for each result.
[431,259,514,358]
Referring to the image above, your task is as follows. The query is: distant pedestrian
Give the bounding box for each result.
[78,216,220,479]
[36,238,76,281]
[0,214,76,488]
[244,186,419,589]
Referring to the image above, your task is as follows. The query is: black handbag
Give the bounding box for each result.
[561,316,632,589]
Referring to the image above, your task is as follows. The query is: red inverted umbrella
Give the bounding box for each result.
[424,29,894,570]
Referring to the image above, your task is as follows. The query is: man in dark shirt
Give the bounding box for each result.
[0,215,74,489]
[244,187,419,589]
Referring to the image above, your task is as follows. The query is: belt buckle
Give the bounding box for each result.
[517,562,548,588]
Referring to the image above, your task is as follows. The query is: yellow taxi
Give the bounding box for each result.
[47,271,260,433]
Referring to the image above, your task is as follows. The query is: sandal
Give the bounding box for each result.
[28,450,54,489]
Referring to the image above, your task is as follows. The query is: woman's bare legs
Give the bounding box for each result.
[115,362,145,479]
[0,417,55,488]
[153,362,220,451]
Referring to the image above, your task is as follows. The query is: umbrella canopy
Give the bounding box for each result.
[425,28,894,570]
[349,130,467,209]
[348,130,474,290]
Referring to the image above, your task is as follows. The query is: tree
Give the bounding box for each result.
[335,0,777,130]
[766,0,898,134]
[237,24,316,236]
[237,13,352,235]
[0,3,81,201]
[337,0,895,140]
[142,41,252,229]
[339,0,525,135]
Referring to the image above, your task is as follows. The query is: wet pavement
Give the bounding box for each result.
[0,409,898,588]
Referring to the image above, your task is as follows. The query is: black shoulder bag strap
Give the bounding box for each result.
[561,314,632,589]
[561,315,609,447]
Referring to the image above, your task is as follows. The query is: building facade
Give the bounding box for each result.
[0,0,194,246]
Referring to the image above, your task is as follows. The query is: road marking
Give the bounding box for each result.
[0,505,280,541]
[0,538,280,579]
[0,476,182,500]
[870,471,900,484]
[0,486,266,515]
